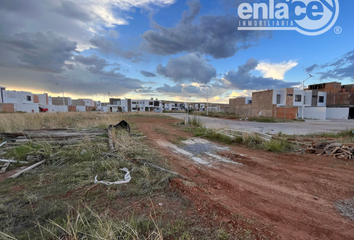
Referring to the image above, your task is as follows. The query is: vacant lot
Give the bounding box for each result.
[132,115,354,240]
[0,112,354,239]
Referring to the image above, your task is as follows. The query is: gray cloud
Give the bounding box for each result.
[141,0,271,59]
[155,82,228,100]
[223,58,301,90]
[156,53,217,84]
[310,50,354,80]
[75,54,110,70]
[305,64,318,73]
[89,35,142,62]
[0,31,77,73]
[140,70,157,77]
[54,1,93,22]
[0,0,175,98]
[156,84,183,93]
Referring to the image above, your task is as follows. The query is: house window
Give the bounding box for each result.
[132,108,137,110]
[149,102,153,105]
[276,94,281,104]
[319,96,324,103]
[26,96,32,101]
[248,100,252,104]
[295,95,302,102]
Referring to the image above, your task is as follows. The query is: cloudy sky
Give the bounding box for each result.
[0,0,353,103]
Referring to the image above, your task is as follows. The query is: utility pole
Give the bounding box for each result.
[55,83,65,106]
[62,86,65,106]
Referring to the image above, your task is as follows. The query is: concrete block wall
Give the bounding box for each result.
[0,103,15,112]
[321,82,341,94]
[52,97,71,106]
[229,98,252,116]
[273,107,298,120]
[68,106,76,112]
[85,106,97,111]
[286,88,294,106]
[327,93,353,106]
[33,95,39,103]
[251,90,273,117]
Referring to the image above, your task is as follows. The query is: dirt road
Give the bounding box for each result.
[130,116,354,240]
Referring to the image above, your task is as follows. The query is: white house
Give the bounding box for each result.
[108,98,162,113]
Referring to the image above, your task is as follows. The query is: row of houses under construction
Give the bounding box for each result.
[229,82,354,120]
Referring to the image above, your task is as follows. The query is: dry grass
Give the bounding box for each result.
[0,112,166,133]
[0,112,119,132]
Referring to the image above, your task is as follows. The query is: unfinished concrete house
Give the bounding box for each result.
[51,97,72,106]
[307,82,354,119]
[229,87,339,120]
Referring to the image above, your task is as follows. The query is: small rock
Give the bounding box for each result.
[314,196,319,200]
[80,150,87,155]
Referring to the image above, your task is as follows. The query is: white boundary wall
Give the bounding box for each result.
[14,103,39,113]
[54,106,68,112]
[298,107,327,120]
[76,106,86,112]
[326,108,349,119]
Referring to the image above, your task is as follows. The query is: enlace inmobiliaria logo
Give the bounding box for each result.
[237,0,340,36]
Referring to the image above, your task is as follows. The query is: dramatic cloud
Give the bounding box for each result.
[54,1,93,22]
[256,61,298,80]
[155,82,229,101]
[75,54,110,70]
[0,31,77,73]
[140,70,157,77]
[89,35,142,62]
[309,50,354,80]
[156,53,217,84]
[156,84,183,93]
[141,0,271,59]
[223,58,301,90]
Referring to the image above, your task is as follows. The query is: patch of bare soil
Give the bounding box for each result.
[130,115,354,240]
[0,167,27,183]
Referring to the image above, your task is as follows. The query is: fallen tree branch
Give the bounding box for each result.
[0,141,6,148]
[0,159,28,164]
[9,160,46,178]
[0,162,10,174]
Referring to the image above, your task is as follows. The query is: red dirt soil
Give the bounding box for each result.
[130,116,354,240]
